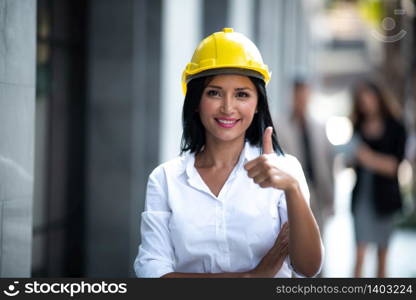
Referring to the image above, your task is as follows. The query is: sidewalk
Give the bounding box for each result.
[323,169,416,277]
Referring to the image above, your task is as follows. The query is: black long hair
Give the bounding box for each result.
[180,75,284,155]
[350,80,400,131]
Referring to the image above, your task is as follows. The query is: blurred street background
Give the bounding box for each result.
[0,0,415,277]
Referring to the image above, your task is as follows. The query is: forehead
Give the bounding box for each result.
[207,74,255,88]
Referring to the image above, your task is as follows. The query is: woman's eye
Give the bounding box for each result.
[236,91,249,98]
[207,90,220,97]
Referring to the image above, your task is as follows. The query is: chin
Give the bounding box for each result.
[211,131,245,143]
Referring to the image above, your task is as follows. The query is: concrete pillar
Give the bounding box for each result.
[257,0,312,118]
[86,0,162,277]
[228,0,255,40]
[203,0,228,37]
[0,0,36,277]
[160,0,202,162]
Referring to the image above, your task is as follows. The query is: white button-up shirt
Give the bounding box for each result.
[134,142,323,278]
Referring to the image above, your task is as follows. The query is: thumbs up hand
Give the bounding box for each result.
[262,126,274,155]
[244,127,297,191]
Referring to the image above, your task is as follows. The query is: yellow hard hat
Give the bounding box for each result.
[182,28,271,95]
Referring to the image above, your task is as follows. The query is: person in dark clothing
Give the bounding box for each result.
[349,80,407,277]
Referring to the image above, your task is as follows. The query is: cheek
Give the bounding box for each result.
[198,99,221,123]
[198,99,213,117]
[358,98,369,112]
[242,107,256,119]
[369,99,380,111]
[241,101,257,118]
[363,100,374,112]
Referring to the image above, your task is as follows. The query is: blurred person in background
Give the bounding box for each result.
[277,79,335,244]
[134,28,323,278]
[349,80,407,277]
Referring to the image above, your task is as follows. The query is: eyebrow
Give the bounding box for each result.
[206,85,254,91]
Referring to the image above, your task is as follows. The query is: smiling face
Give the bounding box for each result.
[358,88,380,117]
[198,74,258,145]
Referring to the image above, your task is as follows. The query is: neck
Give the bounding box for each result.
[195,136,245,168]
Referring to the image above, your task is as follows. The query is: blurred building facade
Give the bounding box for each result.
[0,0,415,277]
[0,0,36,277]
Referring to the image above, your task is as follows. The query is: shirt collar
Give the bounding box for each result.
[183,141,261,181]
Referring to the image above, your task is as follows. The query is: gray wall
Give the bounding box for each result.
[86,0,161,277]
[203,0,228,37]
[0,0,36,277]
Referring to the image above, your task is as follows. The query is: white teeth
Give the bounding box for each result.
[217,119,237,124]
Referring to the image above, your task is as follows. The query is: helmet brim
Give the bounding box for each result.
[185,67,265,83]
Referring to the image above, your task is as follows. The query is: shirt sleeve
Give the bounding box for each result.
[273,154,310,205]
[277,156,324,278]
[134,166,176,278]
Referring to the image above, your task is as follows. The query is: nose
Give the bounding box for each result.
[220,93,235,114]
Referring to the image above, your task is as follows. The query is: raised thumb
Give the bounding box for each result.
[263,126,274,154]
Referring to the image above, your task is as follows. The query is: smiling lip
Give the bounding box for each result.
[215,118,240,128]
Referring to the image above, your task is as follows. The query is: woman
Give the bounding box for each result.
[134,28,323,278]
[350,80,406,277]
